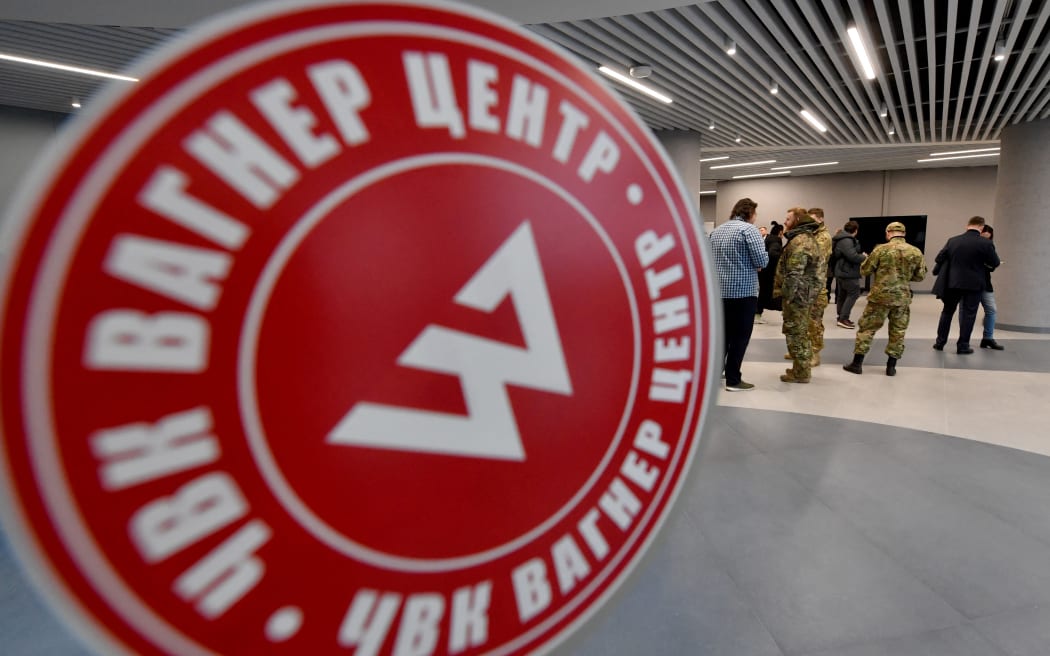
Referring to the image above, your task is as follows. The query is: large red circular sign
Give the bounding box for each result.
[0,1,716,654]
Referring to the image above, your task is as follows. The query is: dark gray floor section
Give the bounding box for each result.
[3,406,1050,654]
[746,337,1050,373]
[564,407,1050,656]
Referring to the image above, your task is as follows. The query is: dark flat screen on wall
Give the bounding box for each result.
[849,215,927,255]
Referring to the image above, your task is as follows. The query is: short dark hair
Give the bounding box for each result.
[844,220,859,234]
[982,224,994,238]
[730,198,758,221]
[770,223,784,236]
[808,207,824,219]
[968,216,986,227]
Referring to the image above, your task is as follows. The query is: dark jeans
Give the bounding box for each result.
[936,289,982,348]
[723,296,758,385]
[835,277,862,320]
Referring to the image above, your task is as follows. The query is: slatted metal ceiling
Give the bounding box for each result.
[1,1,1048,188]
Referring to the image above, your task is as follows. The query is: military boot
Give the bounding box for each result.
[886,356,898,376]
[780,363,811,383]
[843,353,864,375]
[811,352,821,367]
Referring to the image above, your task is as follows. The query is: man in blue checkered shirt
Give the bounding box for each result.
[709,197,769,391]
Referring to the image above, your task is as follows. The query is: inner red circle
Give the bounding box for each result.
[250,162,635,560]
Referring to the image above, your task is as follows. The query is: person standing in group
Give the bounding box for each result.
[932,215,1001,354]
[710,197,768,391]
[806,207,833,365]
[774,208,822,384]
[755,221,784,324]
[831,220,867,328]
[978,224,1004,350]
[843,222,927,376]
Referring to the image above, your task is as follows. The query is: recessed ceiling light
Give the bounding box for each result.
[800,109,828,132]
[71,97,81,108]
[0,52,139,82]
[732,171,791,179]
[994,40,1006,62]
[709,159,776,170]
[734,135,743,143]
[917,153,1000,163]
[708,121,716,130]
[597,66,673,104]
[770,162,838,170]
[846,26,877,80]
[888,127,896,135]
[769,80,779,95]
[725,38,737,56]
[699,156,729,162]
[928,147,1000,156]
[879,102,888,117]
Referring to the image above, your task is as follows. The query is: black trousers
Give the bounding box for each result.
[936,289,982,348]
[723,296,758,385]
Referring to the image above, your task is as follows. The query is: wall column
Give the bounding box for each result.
[654,130,701,210]
[993,118,1050,332]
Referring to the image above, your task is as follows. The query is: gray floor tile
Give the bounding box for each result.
[717,407,870,454]
[972,605,1050,656]
[872,434,1050,548]
[773,442,1050,619]
[0,531,91,655]
[697,407,764,461]
[560,509,783,656]
[798,624,1006,656]
[691,454,962,655]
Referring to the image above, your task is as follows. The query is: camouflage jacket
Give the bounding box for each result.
[774,219,823,305]
[861,236,928,306]
[814,223,833,281]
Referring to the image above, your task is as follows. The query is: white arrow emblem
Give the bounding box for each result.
[327,221,573,460]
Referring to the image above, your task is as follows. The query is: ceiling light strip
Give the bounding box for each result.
[916,153,1000,162]
[800,109,828,132]
[708,159,776,170]
[698,191,717,195]
[699,156,729,162]
[770,162,838,170]
[732,171,791,179]
[597,66,672,104]
[846,27,876,80]
[0,52,139,82]
[928,147,1000,156]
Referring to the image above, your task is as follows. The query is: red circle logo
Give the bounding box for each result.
[0,1,715,654]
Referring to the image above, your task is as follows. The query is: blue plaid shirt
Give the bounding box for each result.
[709,217,769,298]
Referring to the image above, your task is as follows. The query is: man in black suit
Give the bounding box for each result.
[932,216,1001,353]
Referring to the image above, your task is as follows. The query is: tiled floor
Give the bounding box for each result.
[2,294,1049,655]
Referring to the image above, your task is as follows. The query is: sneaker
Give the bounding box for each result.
[725,381,755,392]
[837,319,855,329]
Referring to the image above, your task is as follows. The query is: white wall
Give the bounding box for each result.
[710,167,998,291]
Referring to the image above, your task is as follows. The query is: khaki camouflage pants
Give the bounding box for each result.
[808,288,828,354]
[853,302,911,358]
[782,299,813,378]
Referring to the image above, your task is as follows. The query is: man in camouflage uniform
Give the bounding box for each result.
[807,207,833,365]
[843,221,928,376]
[774,208,823,383]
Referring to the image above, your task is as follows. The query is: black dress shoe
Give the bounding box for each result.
[957,346,974,354]
[981,339,1005,351]
[932,343,945,351]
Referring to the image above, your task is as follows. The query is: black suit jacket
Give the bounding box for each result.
[934,230,1000,292]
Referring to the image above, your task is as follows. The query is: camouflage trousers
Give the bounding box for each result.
[782,299,813,378]
[809,288,828,354]
[853,302,911,358]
